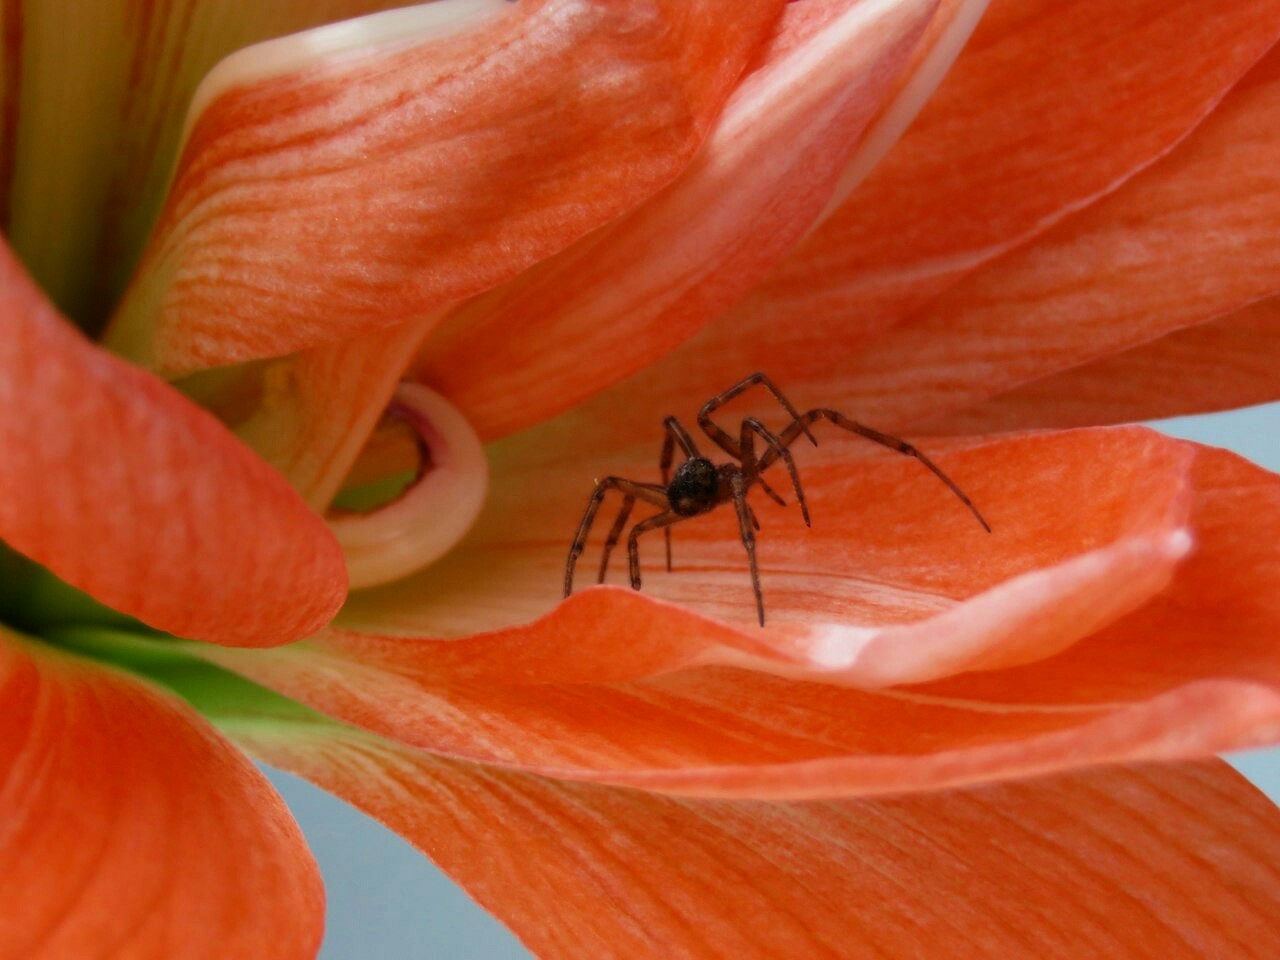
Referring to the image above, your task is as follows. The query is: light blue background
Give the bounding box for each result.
[267,402,1280,959]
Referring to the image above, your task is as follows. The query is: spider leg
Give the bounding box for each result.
[596,481,666,584]
[762,410,991,532]
[660,416,700,572]
[565,477,670,597]
[740,416,810,527]
[697,372,818,459]
[729,471,766,626]
[627,511,686,592]
[596,496,635,584]
[747,502,761,532]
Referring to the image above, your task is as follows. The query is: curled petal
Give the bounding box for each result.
[573,0,1280,442]
[233,314,439,509]
[417,0,940,440]
[236,712,1280,960]
[104,0,786,375]
[0,630,323,959]
[191,429,1280,795]
[0,243,345,646]
[330,383,488,589]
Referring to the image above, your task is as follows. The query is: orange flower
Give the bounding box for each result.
[3,1,1280,956]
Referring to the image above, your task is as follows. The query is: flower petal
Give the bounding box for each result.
[917,297,1280,433]
[0,629,323,959]
[105,0,787,375]
[2,0,421,327]
[191,429,1280,795]
[567,2,1280,441]
[236,712,1280,960]
[232,314,438,508]
[805,44,1280,428]
[415,0,941,440]
[917,444,1280,706]
[0,243,346,645]
[733,0,1280,377]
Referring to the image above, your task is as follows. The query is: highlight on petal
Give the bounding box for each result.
[2,0,423,328]
[0,629,323,960]
[415,0,941,440]
[0,243,346,646]
[234,706,1280,960]
[567,0,1280,442]
[104,0,787,375]
[918,297,1280,434]
[191,428,1280,796]
[918,444,1280,706]
[329,382,489,589]
[812,0,991,222]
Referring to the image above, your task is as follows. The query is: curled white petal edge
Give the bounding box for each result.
[329,382,489,590]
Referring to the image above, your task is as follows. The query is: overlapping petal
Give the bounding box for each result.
[743,0,1280,347]
[919,297,1280,433]
[0,0,420,325]
[0,243,346,645]
[0,629,323,960]
[234,713,1280,960]
[917,443,1280,703]
[415,0,947,440]
[544,3,1280,443]
[188,428,1280,797]
[105,0,787,376]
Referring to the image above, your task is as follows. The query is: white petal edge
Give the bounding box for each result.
[809,0,991,230]
[182,0,514,143]
[329,382,489,589]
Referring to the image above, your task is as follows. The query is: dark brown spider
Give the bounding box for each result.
[564,372,991,626]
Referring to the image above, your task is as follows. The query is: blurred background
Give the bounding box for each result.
[266,401,1280,959]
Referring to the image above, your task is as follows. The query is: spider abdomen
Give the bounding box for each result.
[667,457,720,516]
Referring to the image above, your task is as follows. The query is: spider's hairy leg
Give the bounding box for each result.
[764,410,991,533]
[741,416,810,526]
[597,481,667,584]
[729,472,766,627]
[627,511,684,592]
[597,496,635,584]
[565,477,669,598]
[660,416,700,572]
[697,372,818,459]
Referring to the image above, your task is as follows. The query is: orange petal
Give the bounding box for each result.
[735,0,1280,377]
[232,314,439,508]
[104,0,786,376]
[568,2,1280,443]
[918,443,1280,705]
[2,0,427,326]
[415,0,941,440]
[191,428,1280,795]
[0,242,346,645]
[0,629,323,959]
[917,297,1280,434]
[239,713,1280,960]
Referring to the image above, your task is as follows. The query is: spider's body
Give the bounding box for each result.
[564,373,990,626]
[667,457,723,516]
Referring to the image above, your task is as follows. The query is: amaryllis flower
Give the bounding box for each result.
[3,0,1280,956]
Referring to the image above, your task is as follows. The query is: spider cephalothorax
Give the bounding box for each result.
[564,372,990,626]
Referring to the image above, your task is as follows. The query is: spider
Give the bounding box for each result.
[564,372,991,626]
